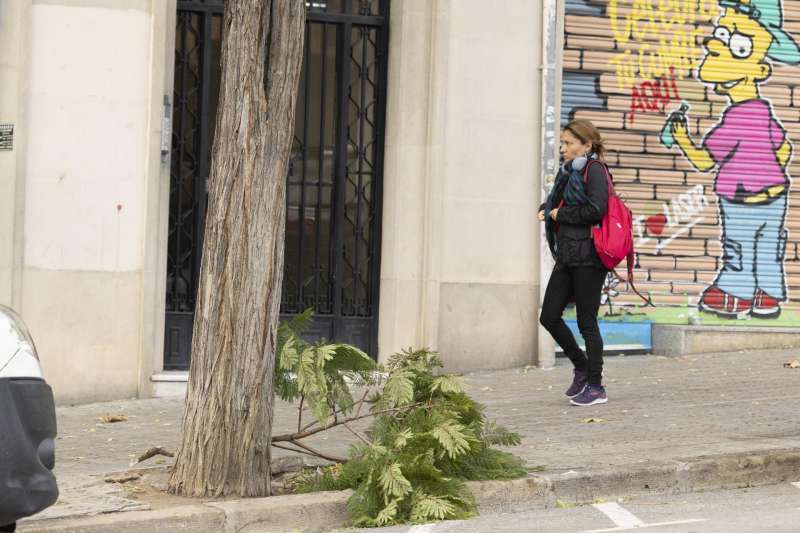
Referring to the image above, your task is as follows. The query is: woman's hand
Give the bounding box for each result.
[549,208,559,221]
[538,210,545,221]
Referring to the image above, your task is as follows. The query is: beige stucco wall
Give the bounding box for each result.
[0,1,31,308]
[139,0,177,399]
[5,0,551,403]
[17,0,165,404]
[379,0,545,372]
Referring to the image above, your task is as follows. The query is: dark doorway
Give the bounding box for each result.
[165,0,390,370]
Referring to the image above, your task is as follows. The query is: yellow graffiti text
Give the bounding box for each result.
[608,0,714,89]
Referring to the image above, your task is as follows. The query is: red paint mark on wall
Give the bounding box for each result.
[627,67,681,126]
[645,213,667,236]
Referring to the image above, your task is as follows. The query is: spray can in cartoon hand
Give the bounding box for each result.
[660,101,690,149]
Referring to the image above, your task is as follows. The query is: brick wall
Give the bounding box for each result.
[562,0,800,321]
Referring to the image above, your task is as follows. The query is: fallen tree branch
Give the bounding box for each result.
[343,422,370,446]
[272,403,421,442]
[271,442,346,464]
[355,388,370,418]
[297,396,368,434]
[136,446,175,464]
[297,394,305,432]
[273,440,347,463]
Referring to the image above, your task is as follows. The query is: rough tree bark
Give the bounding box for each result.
[168,0,305,497]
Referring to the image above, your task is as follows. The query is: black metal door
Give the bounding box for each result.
[165,0,389,370]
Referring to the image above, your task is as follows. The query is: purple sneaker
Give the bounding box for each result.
[565,369,588,398]
[570,384,607,406]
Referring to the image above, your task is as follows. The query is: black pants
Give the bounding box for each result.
[539,264,607,386]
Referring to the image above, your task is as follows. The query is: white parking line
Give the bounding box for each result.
[408,524,437,533]
[593,503,645,528]
[585,519,709,533]
[584,502,707,532]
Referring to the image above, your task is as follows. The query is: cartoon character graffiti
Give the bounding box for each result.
[662,0,800,319]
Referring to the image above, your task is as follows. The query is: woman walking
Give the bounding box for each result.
[539,119,610,406]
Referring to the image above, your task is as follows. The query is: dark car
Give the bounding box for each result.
[0,306,58,532]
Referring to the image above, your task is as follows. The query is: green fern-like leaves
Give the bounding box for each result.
[275,319,524,528]
[393,428,413,450]
[380,463,412,500]
[276,308,313,360]
[374,498,400,526]
[410,492,458,522]
[287,344,526,527]
[481,420,523,447]
[380,369,414,408]
[274,309,377,425]
[430,375,465,394]
[431,420,472,459]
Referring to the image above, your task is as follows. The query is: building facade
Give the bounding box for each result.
[1,0,548,403]
[6,0,796,404]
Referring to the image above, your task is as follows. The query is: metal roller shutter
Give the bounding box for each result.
[559,0,800,333]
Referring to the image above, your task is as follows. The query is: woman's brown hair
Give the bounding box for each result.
[564,119,606,160]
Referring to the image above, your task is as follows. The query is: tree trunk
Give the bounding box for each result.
[168,0,305,498]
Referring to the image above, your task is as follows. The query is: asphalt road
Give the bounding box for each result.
[331,481,800,533]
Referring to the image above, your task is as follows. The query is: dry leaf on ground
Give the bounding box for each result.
[100,414,128,423]
[784,360,800,369]
[582,417,606,423]
[104,472,141,484]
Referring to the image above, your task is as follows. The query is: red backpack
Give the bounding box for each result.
[584,161,651,305]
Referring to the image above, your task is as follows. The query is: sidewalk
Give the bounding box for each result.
[20,348,800,530]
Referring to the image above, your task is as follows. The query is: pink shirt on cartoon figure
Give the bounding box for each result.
[703,99,789,200]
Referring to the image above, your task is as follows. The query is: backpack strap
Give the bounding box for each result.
[582,159,614,196]
[622,251,654,306]
[610,252,653,306]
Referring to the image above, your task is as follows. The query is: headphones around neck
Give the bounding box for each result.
[561,152,595,174]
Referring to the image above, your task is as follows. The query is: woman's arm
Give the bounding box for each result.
[555,162,608,225]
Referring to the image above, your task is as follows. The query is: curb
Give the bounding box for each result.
[651,324,800,356]
[21,491,352,533]
[472,448,800,511]
[21,448,800,532]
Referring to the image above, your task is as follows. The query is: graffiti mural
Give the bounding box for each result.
[663,0,800,319]
[561,0,800,326]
